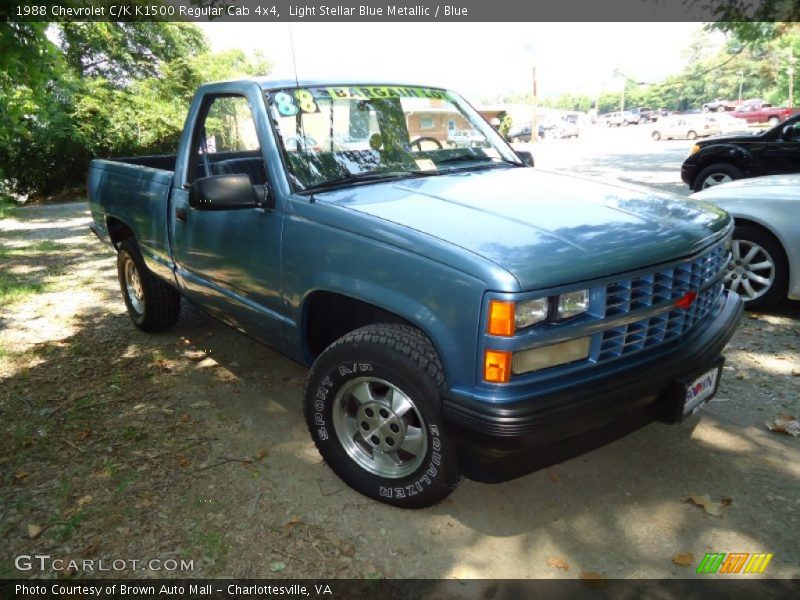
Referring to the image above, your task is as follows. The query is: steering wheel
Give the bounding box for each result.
[409,137,443,151]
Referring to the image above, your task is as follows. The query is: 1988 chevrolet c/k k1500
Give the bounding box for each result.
[89,79,743,507]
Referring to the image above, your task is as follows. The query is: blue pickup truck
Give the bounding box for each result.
[88,79,743,507]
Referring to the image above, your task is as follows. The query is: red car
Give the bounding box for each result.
[731,101,797,126]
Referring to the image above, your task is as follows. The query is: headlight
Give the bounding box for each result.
[515,298,548,330]
[557,290,589,320]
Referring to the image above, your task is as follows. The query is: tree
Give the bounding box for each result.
[0,22,271,197]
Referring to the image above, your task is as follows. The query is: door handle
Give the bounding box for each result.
[176,207,187,223]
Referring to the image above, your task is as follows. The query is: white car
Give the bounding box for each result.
[447,129,485,147]
[704,113,751,135]
[691,175,800,309]
[651,115,721,140]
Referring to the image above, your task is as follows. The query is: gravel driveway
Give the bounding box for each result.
[1,159,799,580]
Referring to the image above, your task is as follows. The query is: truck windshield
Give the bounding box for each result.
[264,85,522,191]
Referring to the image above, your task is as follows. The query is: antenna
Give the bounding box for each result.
[287,23,301,90]
[286,23,307,145]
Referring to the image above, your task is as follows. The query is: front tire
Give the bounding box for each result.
[725,224,789,310]
[117,239,181,332]
[687,130,697,140]
[692,163,743,192]
[304,324,460,508]
[651,131,661,141]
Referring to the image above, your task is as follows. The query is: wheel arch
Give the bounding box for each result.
[106,216,136,249]
[299,289,453,381]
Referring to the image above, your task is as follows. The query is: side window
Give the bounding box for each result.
[190,95,267,185]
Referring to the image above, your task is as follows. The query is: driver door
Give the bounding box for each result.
[171,93,286,345]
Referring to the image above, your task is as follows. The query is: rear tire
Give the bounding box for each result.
[768,116,780,127]
[304,324,460,508]
[687,130,697,140]
[692,163,743,192]
[117,239,181,332]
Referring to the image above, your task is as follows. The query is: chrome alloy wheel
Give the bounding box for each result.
[332,377,428,478]
[124,258,145,314]
[725,239,775,301]
[701,172,734,189]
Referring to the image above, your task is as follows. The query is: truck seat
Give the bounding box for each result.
[210,158,268,185]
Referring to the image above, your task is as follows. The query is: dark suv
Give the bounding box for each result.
[628,107,655,123]
[682,113,800,191]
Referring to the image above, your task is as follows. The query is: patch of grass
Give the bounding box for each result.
[0,197,17,220]
[0,270,51,304]
[0,240,67,259]
[50,510,88,542]
[193,529,229,568]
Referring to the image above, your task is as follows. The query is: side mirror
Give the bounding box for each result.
[516,150,535,167]
[189,174,258,210]
[781,124,797,140]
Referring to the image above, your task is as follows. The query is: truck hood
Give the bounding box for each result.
[317,168,731,290]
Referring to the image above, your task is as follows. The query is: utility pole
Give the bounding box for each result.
[531,64,538,144]
[738,70,744,102]
[789,54,796,108]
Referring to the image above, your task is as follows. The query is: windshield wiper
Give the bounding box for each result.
[436,155,522,170]
[302,169,434,193]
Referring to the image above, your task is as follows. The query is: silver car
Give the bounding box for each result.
[651,115,721,140]
[691,175,800,309]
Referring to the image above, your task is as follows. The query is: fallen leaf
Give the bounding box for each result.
[180,414,191,422]
[672,552,694,567]
[27,524,43,539]
[12,470,28,484]
[547,557,569,571]
[255,449,268,460]
[326,532,341,548]
[77,429,92,440]
[76,494,93,508]
[547,471,561,485]
[683,494,732,516]
[340,543,355,557]
[766,414,800,437]
[269,561,285,572]
[579,572,607,589]
[176,455,189,468]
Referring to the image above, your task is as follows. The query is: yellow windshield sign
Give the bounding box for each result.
[325,86,448,100]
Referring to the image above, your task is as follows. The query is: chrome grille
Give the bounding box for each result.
[597,244,729,362]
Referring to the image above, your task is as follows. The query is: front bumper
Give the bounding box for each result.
[442,290,743,482]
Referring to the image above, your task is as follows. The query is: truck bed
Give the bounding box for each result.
[87,155,176,280]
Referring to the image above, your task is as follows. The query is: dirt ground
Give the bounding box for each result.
[1,202,799,580]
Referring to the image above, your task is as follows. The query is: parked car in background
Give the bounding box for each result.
[600,112,625,127]
[628,107,656,123]
[731,101,797,126]
[703,99,739,112]
[448,129,485,147]
[691,175,800,309]
[705,113,751,135]
[554,115,580,138]
[650,115,721,141]
[681,113,800,191]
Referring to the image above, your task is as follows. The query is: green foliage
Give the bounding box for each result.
[508,24,800,116]
[0,22,271,197]
[499,114,513,137]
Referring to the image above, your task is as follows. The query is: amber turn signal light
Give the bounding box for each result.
[484,350,512,383]
[488,300,515,336]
